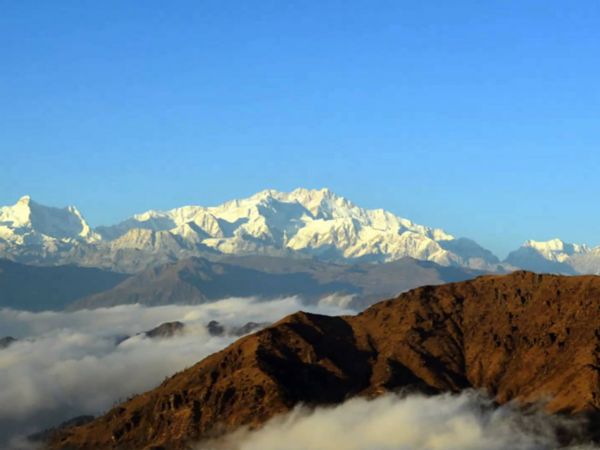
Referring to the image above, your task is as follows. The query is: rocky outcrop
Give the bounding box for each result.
[145,321,186,339]
[0,336,17,349]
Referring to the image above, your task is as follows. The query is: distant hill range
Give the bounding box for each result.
[69,255,484,311]
[1,254,487,312]
[0,254,484,312]
[47,271,600,449]
[0,259,128,311]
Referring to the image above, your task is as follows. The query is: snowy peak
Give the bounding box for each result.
[2,195,34,228]
[504,238,596,275]
[522,238,589,259]
[91,188,498,270]
[18,195,31,205]
[0,196,98,243]
[243,187,358,221]
[284,187,352,219]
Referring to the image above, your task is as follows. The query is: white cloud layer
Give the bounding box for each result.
[2,298,598,450]
[0,296,355,448]
[202,391,597,450]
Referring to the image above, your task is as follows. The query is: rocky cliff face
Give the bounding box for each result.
[49,271,600,449]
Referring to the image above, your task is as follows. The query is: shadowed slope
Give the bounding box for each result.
[50,271,600,449]
[0,259,128,311]
[69,256,483,310]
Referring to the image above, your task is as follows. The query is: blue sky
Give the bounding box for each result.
[1,1,599,257]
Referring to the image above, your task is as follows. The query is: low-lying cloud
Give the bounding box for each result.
[202,391,597,450]
[0,296,355,448]
[3,297,598,450]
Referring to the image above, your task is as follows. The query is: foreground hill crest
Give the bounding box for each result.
[48,271,600,449]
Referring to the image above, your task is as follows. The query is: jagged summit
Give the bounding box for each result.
[506,238,599,275]
[18,194,31,204]
[523,238,589,257]
[0,189,504,272]
[0,196,99,256]
[90,188,499,271]
[0,189,501,272]
[4,190,600,274]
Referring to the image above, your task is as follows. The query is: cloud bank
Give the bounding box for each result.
[0,296,355,448]
[3,297,598,450]
[203,391,597,450]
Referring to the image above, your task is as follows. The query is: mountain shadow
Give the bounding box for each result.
[0,259,128,311]
[69,256,484,310]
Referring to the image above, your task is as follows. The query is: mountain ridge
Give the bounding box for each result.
[0,189,502,273]
[506,238,600,275]
[48,271,600,449]
[69,255,484,311]
[5,190,600,274]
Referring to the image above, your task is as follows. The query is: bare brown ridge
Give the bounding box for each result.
[50,271,600,449]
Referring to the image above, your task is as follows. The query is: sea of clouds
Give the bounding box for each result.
[0,296,354,449]
[2,296,598,450]
[201,391,597,450]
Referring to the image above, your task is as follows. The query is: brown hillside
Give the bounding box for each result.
[50,271,600,449]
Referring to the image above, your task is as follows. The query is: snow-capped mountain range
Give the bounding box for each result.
[1,188,597,274]
[0,188,503,272]
[505,238,600,275]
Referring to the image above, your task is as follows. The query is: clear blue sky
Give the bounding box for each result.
[1,1,599,257]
